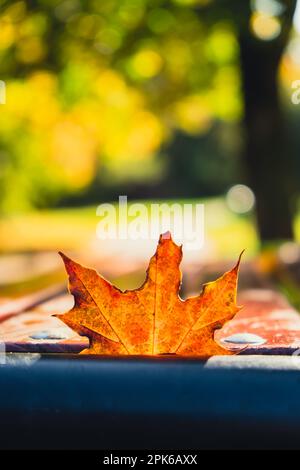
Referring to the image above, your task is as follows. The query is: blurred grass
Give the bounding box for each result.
[0,197,259,260]
[3,198,300,310]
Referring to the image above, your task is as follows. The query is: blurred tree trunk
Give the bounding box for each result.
[238,0,297,242]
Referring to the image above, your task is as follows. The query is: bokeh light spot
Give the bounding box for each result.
[226,184,255,214]
[130,49,163,79]
[250,12,281,40]
[278,242,300,264]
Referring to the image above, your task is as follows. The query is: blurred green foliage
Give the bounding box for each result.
[0,0,243,213]
[1,0,299,216]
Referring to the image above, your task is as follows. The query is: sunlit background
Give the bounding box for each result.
[1,0,300,297]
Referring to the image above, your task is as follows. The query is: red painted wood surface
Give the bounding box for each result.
[216,290,300,354]
[1,289,300,354]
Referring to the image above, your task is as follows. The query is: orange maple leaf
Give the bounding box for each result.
[56,232,242,356]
